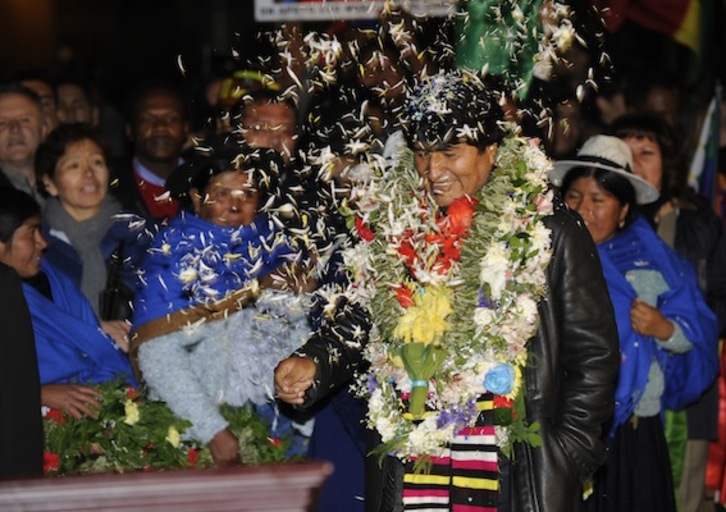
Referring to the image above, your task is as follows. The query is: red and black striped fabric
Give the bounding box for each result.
[402,394,499,511]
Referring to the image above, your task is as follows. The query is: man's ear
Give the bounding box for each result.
[486,143,498,164]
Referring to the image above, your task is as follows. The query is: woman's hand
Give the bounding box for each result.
[630,298,675,341]
[274,356,317,405]
[41,383,102,419]
[101,320,131,352]
[209,428,241,467]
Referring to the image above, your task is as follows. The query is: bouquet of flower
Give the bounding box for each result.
[343,129,554,461]
[43,380,299,475]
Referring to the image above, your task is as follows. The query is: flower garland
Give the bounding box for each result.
[345,129,554,460]
[42,380,299,475]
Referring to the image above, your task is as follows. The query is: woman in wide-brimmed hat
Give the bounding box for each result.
[554,135,718,512]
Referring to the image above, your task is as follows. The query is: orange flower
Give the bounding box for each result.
[187,448,198,467]
[268,437,282,448]
[394,285,415,308]
[355,216,375,242]
[125,387,139,400]
[43,451,59,473]
[397,239,417,268]
[45,408,66,425]
[439,196,477,236]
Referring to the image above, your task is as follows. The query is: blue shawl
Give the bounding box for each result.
[598,215,718,431]
[132,212,294,327]
[24,261,135,386]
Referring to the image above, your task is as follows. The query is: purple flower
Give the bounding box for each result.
[484,364,515,395]
[478,288,499,309]
[367,375,379,393]
[436,410,453,429]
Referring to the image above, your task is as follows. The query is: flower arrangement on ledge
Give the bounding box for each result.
[43,380,299,475]
[344,127,554,461]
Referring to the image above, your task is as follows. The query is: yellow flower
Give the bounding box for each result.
[123,399,140,425]
[393,286,452,345]
[165,426,181,448]
[505,365,523,401]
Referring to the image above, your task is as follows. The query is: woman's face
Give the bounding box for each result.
[0,215,47,278]
[43,138,109,221]
[191,170,259,228]
[563,176,629,244]
[622,135,663,192]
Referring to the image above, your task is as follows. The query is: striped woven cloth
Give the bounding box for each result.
[402,394,499,512]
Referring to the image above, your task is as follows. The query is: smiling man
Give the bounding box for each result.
[275,71,620,512]
[111,82,190,221]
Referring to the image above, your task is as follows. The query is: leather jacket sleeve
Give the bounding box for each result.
[294,294,371,406]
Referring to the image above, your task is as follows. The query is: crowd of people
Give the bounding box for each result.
[0,3,725,512]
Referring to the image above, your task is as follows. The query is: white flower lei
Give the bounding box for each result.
[345,129,554,460]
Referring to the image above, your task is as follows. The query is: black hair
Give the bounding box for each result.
[560,166,639,227]
[610,113,690,200]
[234,87,299,124]
[0,188,41,243]
[34,123,109,193]
[55,74,97,107]
[167,135,283,212]
[125,79,190,123]
[402,70,504,151]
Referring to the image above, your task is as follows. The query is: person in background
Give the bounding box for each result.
[239,88,298,169]
[55,75,100,127]
[9,69,59,133]
[111,81,190,221]
[35,123,151,341]
[612,114,726,512]
[0,187,135,419]
[552,135,719,512]
[133,138,313,467]
[0,261,43,479]
[0,84,48,204]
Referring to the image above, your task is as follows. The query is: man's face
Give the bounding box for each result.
[21,79,58,131]
[0,93,46,169]
[128,89,189,165]
[241,102,296,164]
[57,83,97,125]
[413,142,497,206]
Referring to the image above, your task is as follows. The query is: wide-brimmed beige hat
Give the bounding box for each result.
[550,135,660,204]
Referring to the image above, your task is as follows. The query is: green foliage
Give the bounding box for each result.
[43,380,298,475]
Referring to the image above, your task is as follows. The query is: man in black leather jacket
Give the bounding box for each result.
[275,71,619,512]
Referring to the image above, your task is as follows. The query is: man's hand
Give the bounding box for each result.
[274,356,317,405]
[209,428,241,467]
[630,298,675,341]
[41,383,102,419]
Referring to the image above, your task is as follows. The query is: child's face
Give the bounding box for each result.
[192,170,259,228]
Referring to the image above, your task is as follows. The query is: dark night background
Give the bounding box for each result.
[0,1,263,107]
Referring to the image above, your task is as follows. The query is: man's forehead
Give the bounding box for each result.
[244,101,295,120]
[0,93,42,114]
